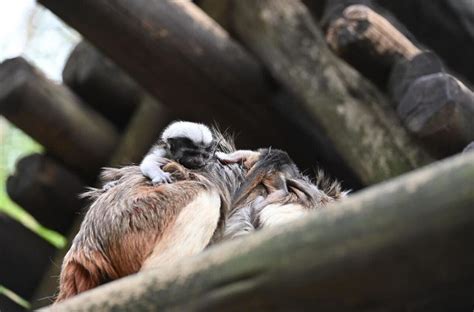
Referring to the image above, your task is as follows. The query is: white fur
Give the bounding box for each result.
[258,203,308,228]
[140,147,172,183]
[162,121,213,145]
[140,190,221,270]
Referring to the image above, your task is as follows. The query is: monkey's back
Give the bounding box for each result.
[57,162,219,301]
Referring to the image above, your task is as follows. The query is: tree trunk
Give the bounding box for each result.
[42,152,474,311]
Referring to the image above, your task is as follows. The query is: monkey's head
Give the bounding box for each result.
[162,121,216,169]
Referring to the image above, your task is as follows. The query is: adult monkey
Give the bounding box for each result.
[56,128,244,302]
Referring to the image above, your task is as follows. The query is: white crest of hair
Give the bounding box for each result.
[162,121,213,145]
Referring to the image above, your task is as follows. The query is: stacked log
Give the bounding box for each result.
[202,0,433,185]
[0,57,119,179]
[375,0,474,84]
[323,1,474,156]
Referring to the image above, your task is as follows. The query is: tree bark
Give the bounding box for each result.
[6,154,85,234]
[227,0,432,185]
[0,58,119,178]
[42,152,474,311]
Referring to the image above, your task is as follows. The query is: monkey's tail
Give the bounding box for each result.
[55,252,105,303]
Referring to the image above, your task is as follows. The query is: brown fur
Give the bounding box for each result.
[56,162,227,302]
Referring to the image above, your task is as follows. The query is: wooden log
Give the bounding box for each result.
[63,41,143,129]
[38,0,366,189]
[323,3,474,156]
[375,0,474,84]
[324,2,421,87]
[6,154,85,234]
[388,51,444,103]
[37,0,281,146]
[222,0,432,185]
[42,152,474,311]
[0,213,56,300]
[396,73,474,156]
[0,57,119,178]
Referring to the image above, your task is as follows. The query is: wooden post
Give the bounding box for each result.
[0,57,119,178]
[224,0,432,185]
[42,152,474,311]
[6,154,85,234]
[0,213,56,301]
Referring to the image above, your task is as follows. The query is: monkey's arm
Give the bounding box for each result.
[216,150,261,169]
[140,146,173,184]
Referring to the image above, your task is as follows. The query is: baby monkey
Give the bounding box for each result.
[140,121,217,184]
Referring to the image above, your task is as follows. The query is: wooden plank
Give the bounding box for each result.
[42,152,474,311]
[0,58,119,179]
[6,154,85,234]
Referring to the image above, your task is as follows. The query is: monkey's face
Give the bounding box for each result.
[167,137,215,169]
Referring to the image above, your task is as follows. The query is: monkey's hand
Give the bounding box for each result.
[151,171,173,185]
[216,150,261,169]
[140,154,174,184]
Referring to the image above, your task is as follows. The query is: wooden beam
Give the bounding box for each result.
[0,58,119,179]
[224,0,432,185]
[42,152,474,311]
[6,154,85,234]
